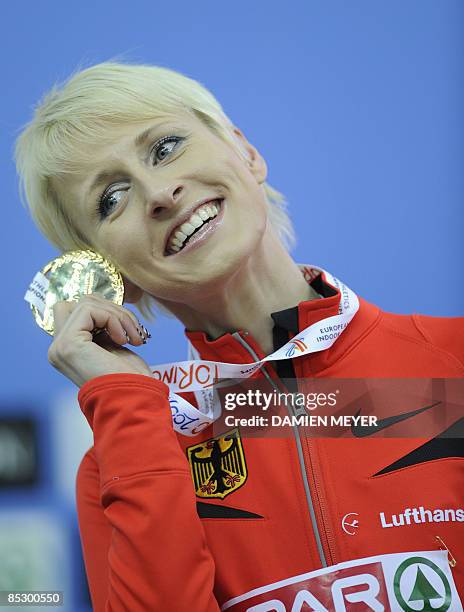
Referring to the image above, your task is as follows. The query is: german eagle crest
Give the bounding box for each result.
[186,428,247,499]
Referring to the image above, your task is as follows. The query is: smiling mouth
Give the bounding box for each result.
[164,199,223,255]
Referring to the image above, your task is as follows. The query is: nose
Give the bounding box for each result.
[146,183,184,218]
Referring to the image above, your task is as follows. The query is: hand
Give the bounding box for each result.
[48,294,153,387]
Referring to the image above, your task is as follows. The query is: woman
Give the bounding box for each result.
[16,63,463,611]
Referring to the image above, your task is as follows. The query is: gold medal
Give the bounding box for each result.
[25,250,124,336]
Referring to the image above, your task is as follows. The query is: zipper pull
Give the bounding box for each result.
[435,535,457,568]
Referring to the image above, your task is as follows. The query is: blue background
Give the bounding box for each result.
[1,1,463,610]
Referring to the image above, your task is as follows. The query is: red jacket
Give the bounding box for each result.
[76,272,464,611]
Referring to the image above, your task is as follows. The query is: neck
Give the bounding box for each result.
[158,229,319,356]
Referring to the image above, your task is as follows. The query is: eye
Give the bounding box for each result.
[151,136,184,165]
[97,184,130,219]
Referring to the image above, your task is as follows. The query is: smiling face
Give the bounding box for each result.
[51,112,269,305]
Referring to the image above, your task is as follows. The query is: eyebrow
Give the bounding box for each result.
[86,120,175,198]
[88,170,122,196]
[134,123,166,148]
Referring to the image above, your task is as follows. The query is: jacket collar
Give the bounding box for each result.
[184,266,380,374]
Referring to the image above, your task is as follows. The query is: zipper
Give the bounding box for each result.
[303,437,336,565]
[283,375,336,565]
[232,331,328,568]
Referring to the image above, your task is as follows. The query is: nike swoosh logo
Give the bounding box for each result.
[351,400,441,438]
[374,416,464,475]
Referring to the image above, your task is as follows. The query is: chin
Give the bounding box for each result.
[182,247,251,297]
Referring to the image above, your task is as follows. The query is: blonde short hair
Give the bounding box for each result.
[15,61,296,319]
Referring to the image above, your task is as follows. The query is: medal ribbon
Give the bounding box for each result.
[150,266,360,436]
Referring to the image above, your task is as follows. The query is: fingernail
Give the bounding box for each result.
[141,325,151,338]
[137,328,148,342]
[125,331,130,342]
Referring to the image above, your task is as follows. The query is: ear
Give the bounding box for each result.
[122,275,145,304]
[231,126,268,184]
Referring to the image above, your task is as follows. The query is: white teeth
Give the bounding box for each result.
[180,222,195,236]
[190,214,203,228]
[167,200,221,254]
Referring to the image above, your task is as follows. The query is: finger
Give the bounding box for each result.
[108,304,149,342]
[66,304,131,346]
[105,311,142,346]
[52,301,77,335]
[119,309,147,345]
[92,329,122,350]
[77,295,149,344]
